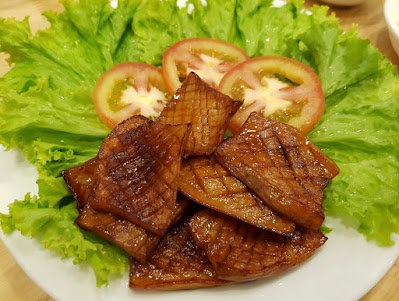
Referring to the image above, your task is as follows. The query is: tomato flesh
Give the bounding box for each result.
[93,62,170,128]
[163,38,249,95]
[218,56,325,134]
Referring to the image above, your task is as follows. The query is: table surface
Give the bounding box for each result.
[0,0,398,300]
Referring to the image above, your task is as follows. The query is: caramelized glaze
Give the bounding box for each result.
[159,72,242,156]
[130,220,229,290]
[215,113,339,229]
[90,116,190,235]
[178,156,294,234]
[189,209,327,281]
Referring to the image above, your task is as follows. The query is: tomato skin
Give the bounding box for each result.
[93,62,170,128]
[218,56,325,134]
[162,38,250,95]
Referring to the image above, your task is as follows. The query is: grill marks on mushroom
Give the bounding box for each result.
[62,73,338,290]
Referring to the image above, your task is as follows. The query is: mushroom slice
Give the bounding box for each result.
[129,220,229,290]
[76,206,161,262]
[159,72,242,156]
[62,140,191,262]
[62,115,150,213]
[189,209,327,281]
[178,156,294,235]
[75,195,190,263]
[215,112,339,230]
[62,157,98,211]
[90,116,191,235]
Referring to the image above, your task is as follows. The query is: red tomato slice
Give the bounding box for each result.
[162,38,249,95]
[218,56,325,134]
[93,62,171,128]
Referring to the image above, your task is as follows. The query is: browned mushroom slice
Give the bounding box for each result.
[178,156,295,235]
[62,115,151,211]
[62,157,98,211]
[129,220,230,290]
[76,207,160,262]
[63,156,160,262]
[90,117,191,235]
[215,112,339,230]
[159,72,242,156]
[75,195,190,263]
[189,209,327,281]
[62,128,192,261]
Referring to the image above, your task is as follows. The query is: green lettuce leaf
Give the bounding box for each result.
[0,194,129,287]
[0,0,398,285]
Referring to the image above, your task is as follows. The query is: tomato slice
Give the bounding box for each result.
[162,38,249,95]
[218,56,325,134]
[93,62,170,128]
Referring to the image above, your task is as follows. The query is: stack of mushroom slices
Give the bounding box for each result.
[63,72,339,290]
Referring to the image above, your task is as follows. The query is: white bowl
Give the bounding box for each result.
[318,0,366,6]
[384,0,399,58]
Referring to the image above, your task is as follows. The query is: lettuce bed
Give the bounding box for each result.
[0,0,398,286]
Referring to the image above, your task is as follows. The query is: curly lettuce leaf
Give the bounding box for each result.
[0,0,399,286]
[0,0,137,286]
[0,194,129,287]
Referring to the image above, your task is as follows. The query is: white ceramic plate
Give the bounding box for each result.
[384,0,399,57]
[1,145,399,301]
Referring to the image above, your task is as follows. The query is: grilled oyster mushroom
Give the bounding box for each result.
[129,220,229,290]
[189,209,327,281]
[215,112,339,230]
[63,155,159,262]
[178,156,294,235]
[62,157,98,212]
[62,134,191,262]
[89,116,191,235]
[159,72,242,156]
[62,115,150,211]
[76,207,161,263]
[75,196,190,263]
